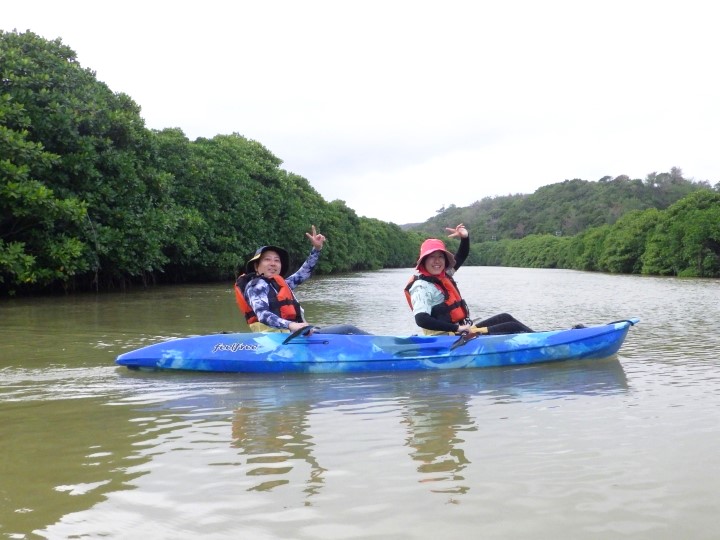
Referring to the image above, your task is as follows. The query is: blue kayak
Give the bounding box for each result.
[115,318,639,373]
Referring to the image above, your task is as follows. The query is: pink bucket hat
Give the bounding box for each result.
[415,238,456,269]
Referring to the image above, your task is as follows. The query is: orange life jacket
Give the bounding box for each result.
[404,273,470,324]
[234,273,303,325]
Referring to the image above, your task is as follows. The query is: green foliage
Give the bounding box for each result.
[464,191,720,278]
[0,34,91,291]
[641,191,720,277]
[0,240,35,287]
[598,209,661,274]
[416,167,719,278]
[357,221,423,270]
[0,30,426,295]
[314,200,362,273]
[412,171,710,241]
[1,30,179,291]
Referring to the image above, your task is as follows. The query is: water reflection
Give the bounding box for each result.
[4,354,630,538]
[400,359,628,499]
[231,401,326,497]
[123,358,628,506]
[401,392,474,497]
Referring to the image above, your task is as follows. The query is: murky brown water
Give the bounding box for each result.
[1,267,719,539]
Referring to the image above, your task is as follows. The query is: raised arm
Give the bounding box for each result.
[445,224,470,270]
[285,225,326,289]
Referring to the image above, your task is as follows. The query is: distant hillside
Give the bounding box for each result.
[407,168,714,240]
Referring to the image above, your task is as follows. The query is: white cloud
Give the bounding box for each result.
[4,0,719,224]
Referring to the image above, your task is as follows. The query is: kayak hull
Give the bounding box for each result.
[115,318,639,373]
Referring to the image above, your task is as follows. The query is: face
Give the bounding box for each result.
[255,250,282,277]
[423,251,447,275]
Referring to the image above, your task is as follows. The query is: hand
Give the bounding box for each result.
[445,223,468,239]
[457,324,485,334]
[305,225,326,250]
[288,321,314,334]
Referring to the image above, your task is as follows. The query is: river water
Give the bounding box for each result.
[1,267,719,539]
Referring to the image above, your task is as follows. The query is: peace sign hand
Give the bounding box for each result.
[306,225,326,250]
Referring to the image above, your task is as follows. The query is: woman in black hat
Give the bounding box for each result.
[234,225,369,335]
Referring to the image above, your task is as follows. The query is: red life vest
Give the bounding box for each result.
[404,272,470,324]
[234,273,303,325]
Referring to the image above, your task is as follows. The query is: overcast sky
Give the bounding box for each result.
[5,1,719,224]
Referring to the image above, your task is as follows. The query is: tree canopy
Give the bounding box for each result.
[411,170,711,240]
[0,31,417,294]
[470,191,720,278]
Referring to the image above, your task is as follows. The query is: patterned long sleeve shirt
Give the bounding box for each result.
[244,248,321,329]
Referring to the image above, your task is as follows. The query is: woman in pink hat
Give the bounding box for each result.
[404,224,533,336]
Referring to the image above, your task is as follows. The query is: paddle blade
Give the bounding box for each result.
[450,331,480,351]
[282,325,315,345]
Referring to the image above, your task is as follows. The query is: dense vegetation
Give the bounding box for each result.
[413,170,713,240]
[0,31,419,295]
[409,171,720,278]
[468,190,720,277]
[2,31,719,296]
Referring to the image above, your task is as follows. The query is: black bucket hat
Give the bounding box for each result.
[245,245,290,277]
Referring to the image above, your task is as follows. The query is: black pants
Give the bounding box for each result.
[474,313,533,335]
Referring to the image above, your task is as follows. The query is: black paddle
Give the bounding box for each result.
[282,325,315,345]
[450,331,480,351]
